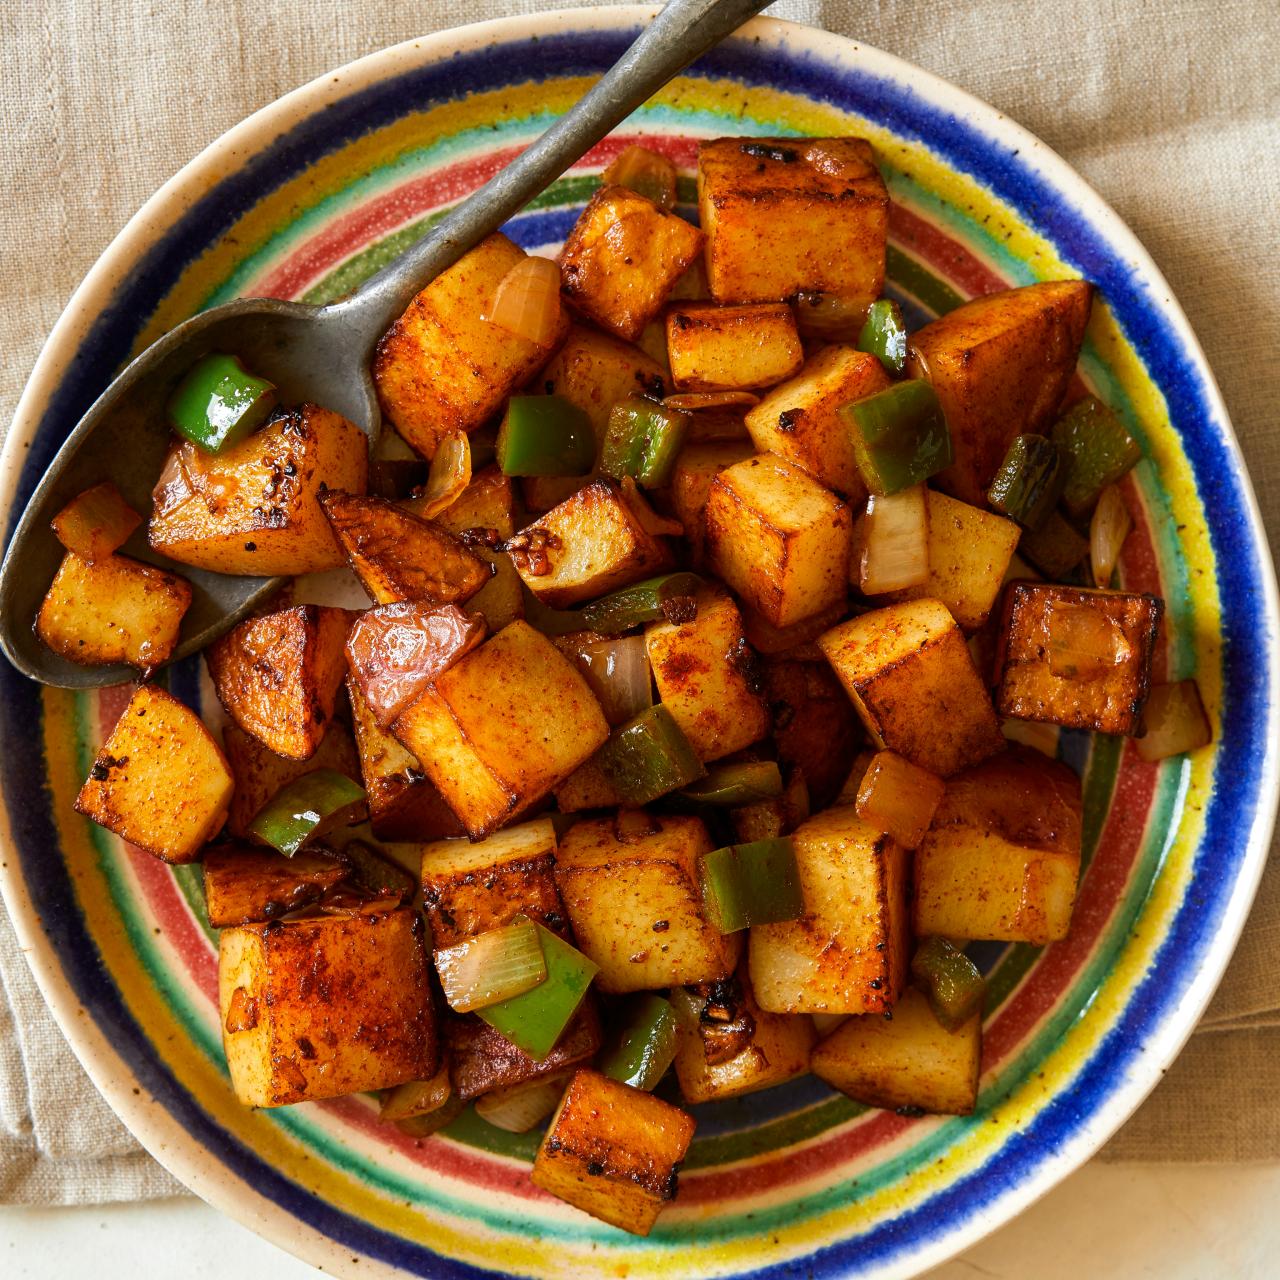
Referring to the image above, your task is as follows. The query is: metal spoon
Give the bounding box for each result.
[0,0,769,688]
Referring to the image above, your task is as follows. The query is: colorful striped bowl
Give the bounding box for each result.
[1,10,1276,1279]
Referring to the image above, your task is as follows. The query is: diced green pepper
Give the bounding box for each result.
[496,395,596,476]
[247,769,366,857]
[579,572,702,634]
[910,936,985,1032]
[987,435,1067,530]
[1018,508,1089,578]
[601,396,690,488]
[168,353,277,454]
[699,837,803,934]
[681,760,783,806]
[841,380,953,496]
[598,994,681,1091]
[477,918,599,1060]
[594,705,707,805]
[856,299,908,376]
[1051,398,1142,516]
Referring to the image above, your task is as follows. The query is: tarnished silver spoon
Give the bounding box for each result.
[0,0,769,688]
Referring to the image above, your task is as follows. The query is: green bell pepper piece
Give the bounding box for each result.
[856,299,908,376]
[699,837,803,934]
[594,705,707,805]
[910,936,985,1032]
[578,572,703,634]
[601,396,690,488]
[598,994,681,1091]
[987,434,1067,530]
[168,353,277,454]
[247,769,366,857]
[680,760,783,806]
[1051,397,1143,516]
[1018,508,1089,578]
[496,395,596,476]
[841,380,953,496]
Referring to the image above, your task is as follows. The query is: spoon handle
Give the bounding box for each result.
[333,0,771,344]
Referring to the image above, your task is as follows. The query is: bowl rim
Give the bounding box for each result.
[0,7,1276,1278]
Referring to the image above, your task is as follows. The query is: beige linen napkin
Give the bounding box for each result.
[0,0,1276,1204]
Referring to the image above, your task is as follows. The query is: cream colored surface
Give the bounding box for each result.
[0,0,1277,1211]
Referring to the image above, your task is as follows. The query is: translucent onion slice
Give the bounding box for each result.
[409,431,472,520]
[1136,680,1212,761]
[792,289,866,341]
[1090,483,1132,587]
[663,390,760,411]
[486,256,563,347]
[811,1013,848,1037]
[619,476,684,536]
[856,485,929,595]
[434,919,547,1013]
[1046,602,1131,679]
[563,633,653,726]
[474,1072,573,1133]
[853,750,946,849]
[603,144,677,210]
[380,1062,453,1121]
[1001,718,1060,758]
[51,482,142,562]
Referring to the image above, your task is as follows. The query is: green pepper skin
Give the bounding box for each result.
[594,705,707,805]
[910,936,986,1032]
[497,395,596,476]
[699,837,803,933]
[168,353,277,454]
[1051,398,1143,516]
[841,380,954,496]
[681,760,783,806]
[856,299,908,376]
[987,434,1067,530]
[601,397,690,488]
[598,994,681,1091]
[1018,508,1089,578]
[578,572,703,634]
[247,769,366,857]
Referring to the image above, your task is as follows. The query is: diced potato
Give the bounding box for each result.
[906,281,1093,504]
[74,684,232,864]
[697,137,888,314]
[553,756,626,814]
[882,490,1020,632]
[811,987,981,1115]
[644,590,768,762]
[741,601,847,660]
[36,550,191,670]
[321,491,491,607]
[994,582,1163,735]
[705,454,851,628]
[218,907,436,1107]
[854,750,945,848]
[373,233,571,458]
[559,185,705,343]
[346,678,463,841]
[762,659,863,808]
[393,620,609,838]
[668,439,755,565]
[50,481,141,562]
[914,747,1082,944]
[206,604,351,761]
[202,844,349,927]
[743,345,891,498]
[532,1068,696,1236]
[730,766,810,842]
[818,598,1004,777]
[673,967,815,1104]
[222,720,365,839]
[149,405,368,575]
[665,302,803,392]
[554,813,741,993]
[507,478,671,608]
[749,805,909,1015]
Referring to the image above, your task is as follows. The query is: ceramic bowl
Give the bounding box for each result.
[1,9,1276,1279]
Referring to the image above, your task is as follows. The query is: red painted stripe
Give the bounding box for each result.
[888,204,1009,298]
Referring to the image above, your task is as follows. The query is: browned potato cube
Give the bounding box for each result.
[705,454,851,628]
[554,813,741,993]
[74,684,232,864]
[749,805,909,1015]
[373,233,570,458]
[665,302,803,392]
[906,280,1093,504]
[149,405,368,575]
[553,756,626,814]
[559,185,705,342]
[914,747,1082,944]
[507,478,671,608]
[36,550,191,671]
[743,345,891,498]
[668,439,755,565]
[207,604,351,761]
[697,137,888,314]
[811,987,981,1115]
[218,907,436,1107]
[393,620,609,838]
[741,601,847,660]
[540,324,669,441]
[993,582,1163,735]
[645,590,768,762]
[532,1068,695,1236]
[819,598,1004,777]
[763,659,864,808]
[202,845,349,927]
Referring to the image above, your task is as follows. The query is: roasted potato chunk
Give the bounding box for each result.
[36,550,191,671]
[202,844,349,927]
[559,185,705,342]
[74,684,232,864]
[763,659,863,808]
[218,907,436,1107]
[149,405,368,575]
[906,280,1093,504]
[705,454,851,627]
[644,590,769,762]
[819,598,1004,777]
[914,747,1082,944]
[749,805,909,1015]
[743,345,891,498]
[207,604,351,761]
[811,986,981,1115]
[994,582,1163,735]
[554,813,741,993]
[532,1068,696,1236]
[697,137,888,314]
[507,478,672,608]
[668,439,755,566]
[393,620,609,838]
[373,233,570,458]
[665,302,803,392]
[553,756,626,814]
